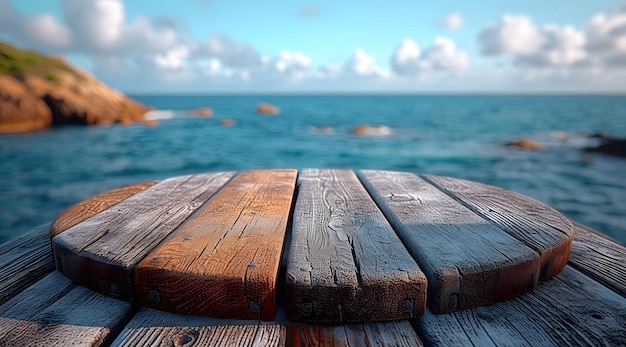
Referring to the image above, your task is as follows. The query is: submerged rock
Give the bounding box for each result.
[187,107,213,117]
[350,124,392,136]
[309,125,334,134]
[219,118,236,127]
[256,103,280,115]
[505,139,545,151]
[0,41,148,133]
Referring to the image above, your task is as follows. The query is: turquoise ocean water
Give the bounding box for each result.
[1,95,625,244]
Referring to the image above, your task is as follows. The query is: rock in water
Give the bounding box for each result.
[0,41,148,133]
[187,107,213,117]
[505,139,545,151]
[219,118,236,127]
[585,138,626,158]
[350,124,393,136]
[256,103,280,115]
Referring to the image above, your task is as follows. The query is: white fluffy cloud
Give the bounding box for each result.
[61,0,124,52]
[23,14,73,49]
[344,49,390,79]
[267,51,312,79]
[203,35,263,68]
[585,6,626,67]
[479,15,544,56]
[0,0,73,49]
[478,14,588,68]
[444,13,464,31]
[154,45,190,70]
[60,0,178,54]
[391,37,469,75]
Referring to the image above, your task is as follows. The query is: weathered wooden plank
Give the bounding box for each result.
[0,223,55,305]
[52,172,234,301]
[423,174,573,281]
[569,222,626,297]
[0,272,76,331]
[136,170,297,320]
[0,271,133,346]
[286,320,424,346]
[50,181,158,237]
[417,266,626,346]
[359,170,541,314]
[111,307,286,346]
[286,169,427,322]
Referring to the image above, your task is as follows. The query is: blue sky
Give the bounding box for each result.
[2,0,626,93]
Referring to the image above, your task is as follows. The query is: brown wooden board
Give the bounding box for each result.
[0,271,133,346]
[416,266,626,346]
[50,181,158,237]
[423,174,573,281]
[52,172,234,301]
[0,223,55,305]
[111,307,286,347]
[359,170,541,314]
[286,320,424,346]
[569,222,626,297]
[135,170,297,320]
[286,169,427,322]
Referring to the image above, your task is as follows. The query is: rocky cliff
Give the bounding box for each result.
[0,42,148,133]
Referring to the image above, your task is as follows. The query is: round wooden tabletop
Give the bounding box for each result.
[49,169,574,323]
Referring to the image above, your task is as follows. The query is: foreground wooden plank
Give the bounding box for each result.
[136,170,297,320]
[423,175,573,281]
[286,169,427,322]
[52,172,234,301]
[417,266,626,346]
[50,181,158,237]
[0,271,133,346]
[287,320,424,346]
[569,222,626,297]
[360,170,540,314]
[111,307,285,347]
[0,223,55,305]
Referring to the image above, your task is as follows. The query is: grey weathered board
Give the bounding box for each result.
[0,223,55,305]
[423,174,573,280]
[286,169,427,322]
[52,172,235,301]
[569,222,626,297]
[0,271,133,347]
[286,320,424,346]
[50,181,158,237]
[111,307,286,347]
[359,170,543,314]
[416,266,626,346]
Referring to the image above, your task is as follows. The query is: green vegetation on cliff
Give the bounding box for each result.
[0,42,77,80]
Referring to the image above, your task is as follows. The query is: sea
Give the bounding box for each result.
[1,95,625,245]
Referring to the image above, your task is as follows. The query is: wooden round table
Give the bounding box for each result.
[49,169,573,323]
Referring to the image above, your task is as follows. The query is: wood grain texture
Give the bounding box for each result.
[423,174,573,281]
[50,181,158,237]
[136,170,297,320]
[0,271,133,347]
[52,172,234,301]
[569,222,626,297]
[286,320,424,346]
[286,169,427,322]
[416,266,626,346]
[359,170,541,314]
[111,307,286,347]
[0,223,55,305]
